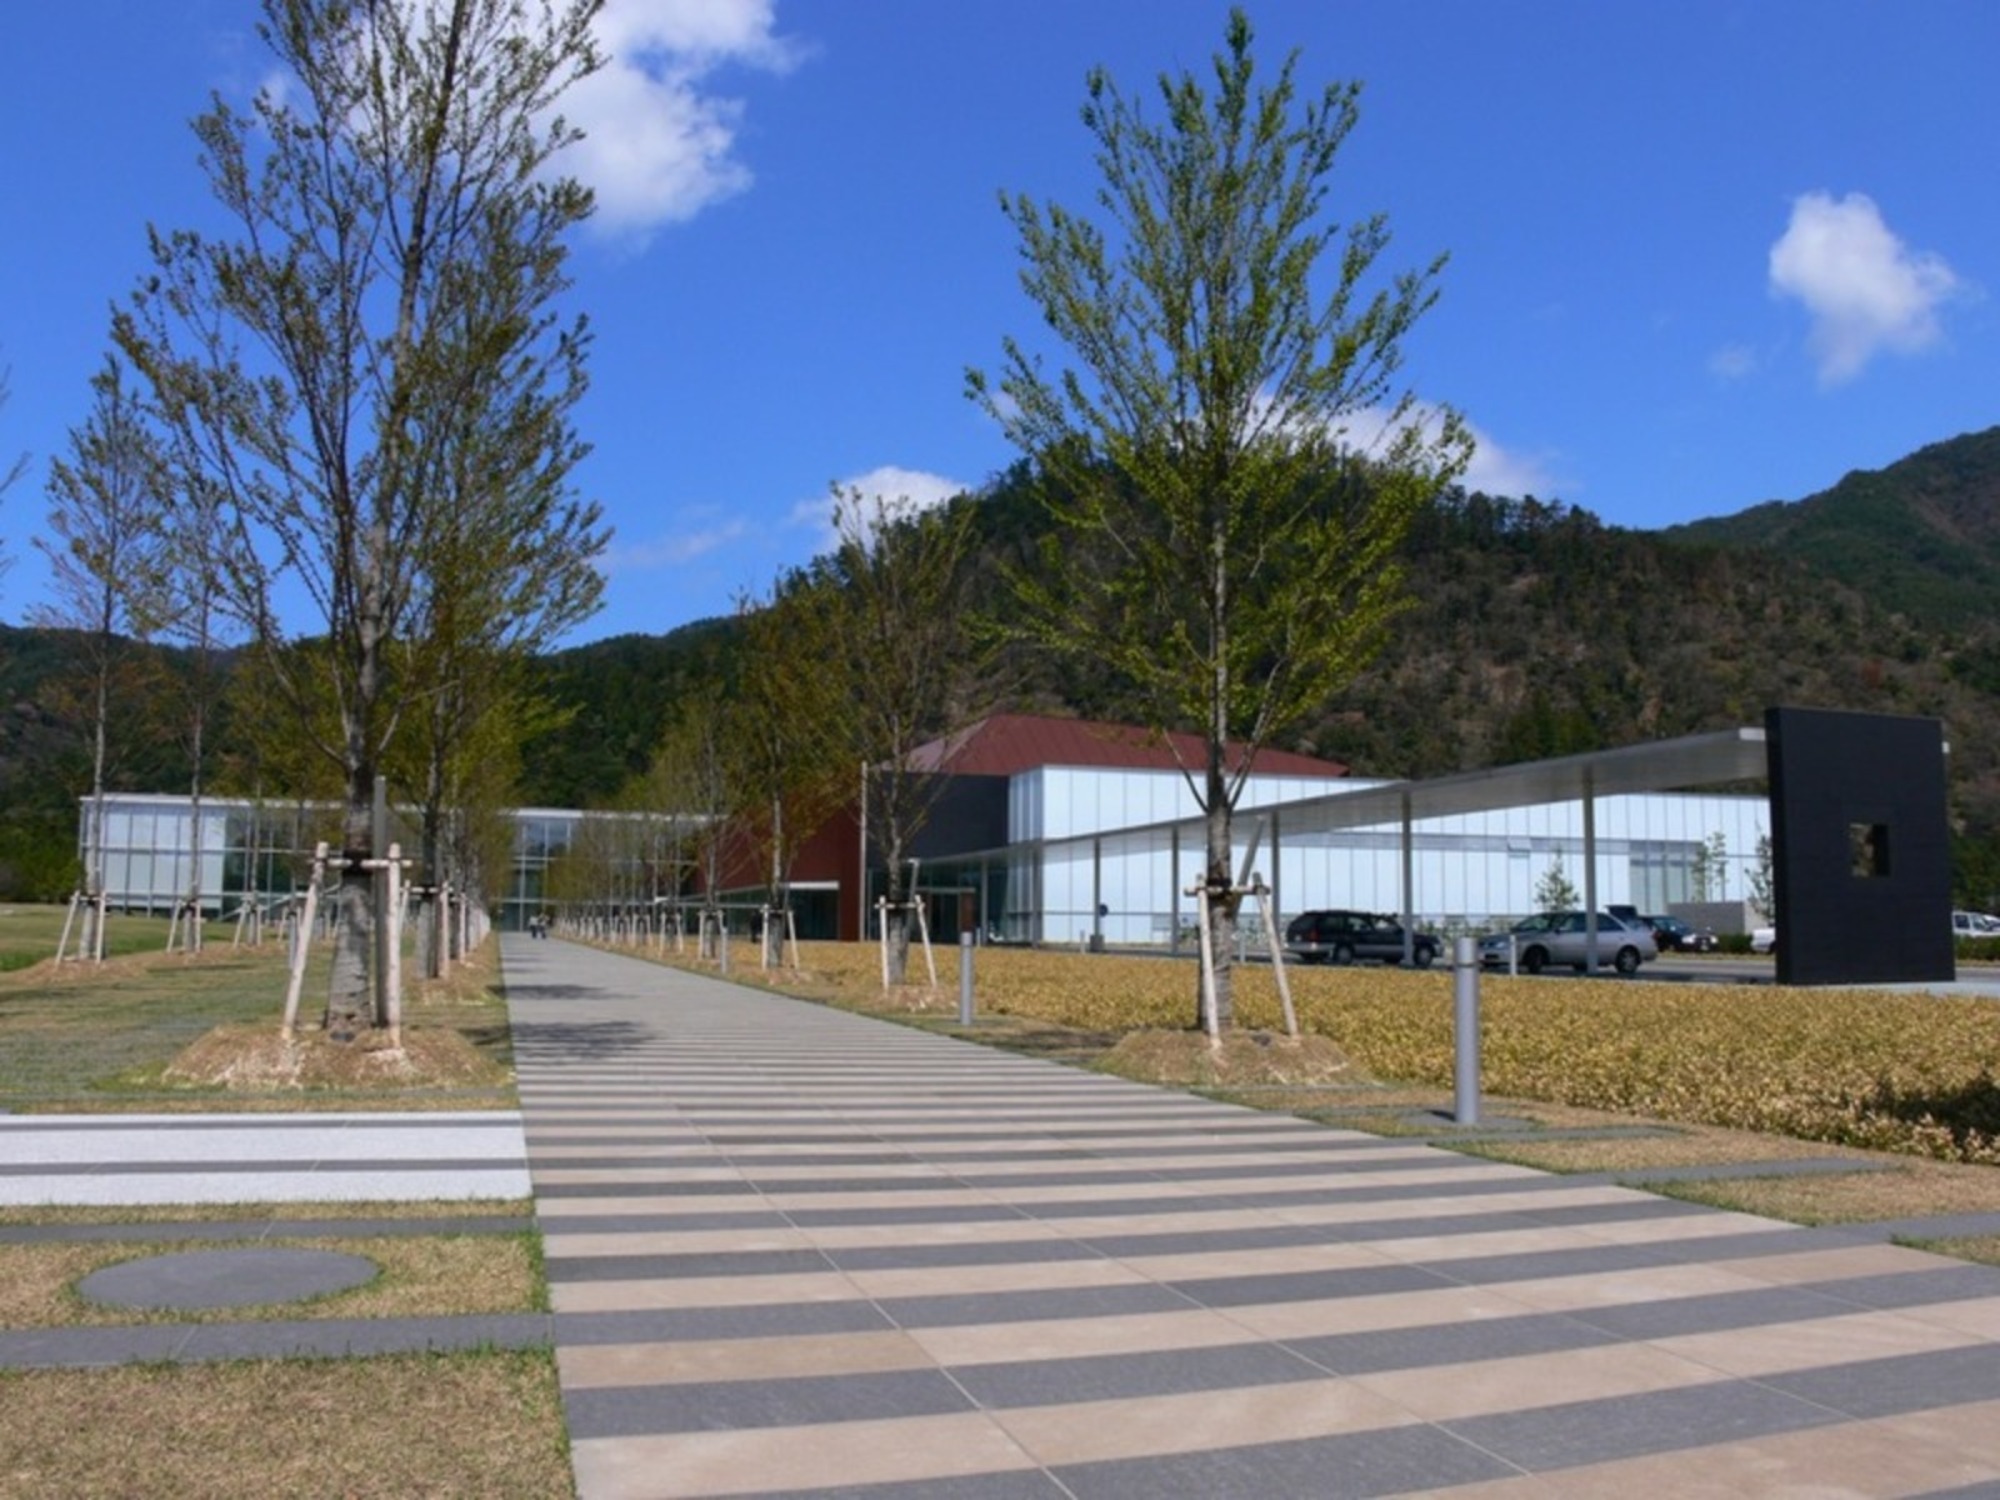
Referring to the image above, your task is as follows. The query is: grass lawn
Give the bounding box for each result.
[0,906,514,1112]
[0,925,561,1497]
[7,926,2000,1498]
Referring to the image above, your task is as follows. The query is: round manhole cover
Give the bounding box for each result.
[79,1248,379,1310]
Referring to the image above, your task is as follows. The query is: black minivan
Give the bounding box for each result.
[1283,910,1439,967]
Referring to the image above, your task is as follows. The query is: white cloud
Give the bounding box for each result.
[564,0,803,242]
[608,517,747,571]
[1768,191,1961,385]
[1337,404,1559,500]
[791,466,971,551]
[1459,424,1560,499]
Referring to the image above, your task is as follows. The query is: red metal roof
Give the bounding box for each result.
[908,713,1348,780]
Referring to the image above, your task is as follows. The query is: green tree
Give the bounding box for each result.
[1747,833,1775,917]
[969,10,1470,1027]
[1691,830,1728,902]
[821,489,983,985]
[730,575,856,965]
[118,0,605,1037]
[37,357,169,959]
[1535,853,1579,913]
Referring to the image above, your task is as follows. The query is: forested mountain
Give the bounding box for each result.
[1667,428,2000,631]
[8,424,2000,900]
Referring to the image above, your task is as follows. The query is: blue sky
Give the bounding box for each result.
[1,0,1994,645]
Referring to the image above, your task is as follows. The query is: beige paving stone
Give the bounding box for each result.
[839,1255,1151,1299]
[1114,1239,1411,1281]
[1352,1341,1731,1422]
[909,1305,1273,1367]
[558,1329,935,1389]
[1430,1407,2000,1498]
[542,1227,822,1258]
[550,1270,865,1313]
[1345,1223,1622,1265]
[568,1413,1039,1499]
[1705,1241,1956,1284]
[994,1376,1420,1466]
[1561,1208,1802,1246]
[749,1187,1011,1211]
[781,1219,1085,1251]
[1895,1295,2000,1341]
[1652,1306,1988,1378]
[1495,1263,1780,1312]
[1218,1283,1557,1340]
[1266,1183,1658,1225]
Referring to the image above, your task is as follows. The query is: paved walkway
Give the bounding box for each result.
[503,939,2000,1499]
[5,937,2000,1497]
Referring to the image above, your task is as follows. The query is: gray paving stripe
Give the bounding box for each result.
[553,1300,898,1346]
[875,1281,1201,1329]
[509,1206,1560,1280]
[0,1215,531,1245]
[1281,1309,1625,1374]
[499,945,2000,1498]
[1442,1378,1845,1471]
[1835,1212,2000,1243]
[1160,1261,1462,1309]
[1050,1424,1515,1499]
[532,1209,798,1234]
[1804,1263,2000,1308]
[1417,1226,1838,1286]
[1762,1343,2000,1419]
[948,1339,1336,1408]
[546,1247,839,1281]
[563,1367,975,1439]
[1904,1483,2000,1500]
[734,1472,1072,1500]
[0,1313,550,1369]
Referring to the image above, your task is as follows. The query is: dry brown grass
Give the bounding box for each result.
[1460,1128,1878,1174]
[0,1230,539,1328]
[0,1352,573,1499]
[1097,1027,1359,1088]
[1659,1159,2000,1225]
[162,1021,508,1093]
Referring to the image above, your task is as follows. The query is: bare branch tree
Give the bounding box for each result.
[117,0,605,1037]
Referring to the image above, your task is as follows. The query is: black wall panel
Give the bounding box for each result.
[1766,706,1952,985]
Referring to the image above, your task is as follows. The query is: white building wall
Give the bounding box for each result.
[1014,769,1771,944]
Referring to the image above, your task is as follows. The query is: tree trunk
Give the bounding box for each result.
[324,781,376,1040]
[1199,791,1236,1031]
[883,849,911,985]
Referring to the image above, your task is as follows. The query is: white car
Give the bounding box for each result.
[1952,911,2000,938]
[1751,925,1777,954]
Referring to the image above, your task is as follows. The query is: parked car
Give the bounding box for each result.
[1642,914,1718,953]
[1952,910,2000,939]
[1751,925,1778,954]
[1285,910,1440,967]
[1478,911,1658,975]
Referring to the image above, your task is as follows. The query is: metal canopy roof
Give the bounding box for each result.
[1067,725,1772,860]
[1269,726,1769,838]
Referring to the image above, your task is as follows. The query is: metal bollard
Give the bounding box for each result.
[1453,936,1481,1125]
[959,932,975,1026]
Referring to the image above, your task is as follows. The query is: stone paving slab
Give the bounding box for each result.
[0,1110,530,1205]
[5,936,2000,1499]
[498,938,2000,1500]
